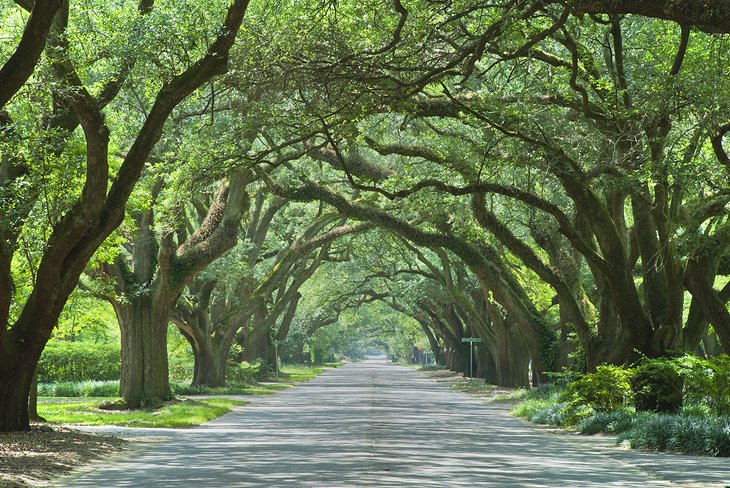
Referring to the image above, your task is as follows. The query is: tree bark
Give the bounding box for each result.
[0,351,36,431]
[191,337,227,387]
[562,0,730,33]
[115,294,172,407]
[0,0,63,109]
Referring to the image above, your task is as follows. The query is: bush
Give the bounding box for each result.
[225,360,266,383]
[677,354,730,416]
[578,410,637,435]
[513,399,558,422]
[171,381,253,395]
[38,341,120,382]
[562,365,634,417]
[619,414,730,457]
[530,402,569,426]
[619,414,675,451]
[543,370,580,388]
[632,358,683,413]
[38,380,119,397]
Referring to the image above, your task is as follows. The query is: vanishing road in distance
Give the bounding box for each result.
[63,358,730,487]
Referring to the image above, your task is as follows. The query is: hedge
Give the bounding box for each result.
[38,341,120,382]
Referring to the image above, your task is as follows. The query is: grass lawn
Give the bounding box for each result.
[278,364,325,382]
[37,398,245,428]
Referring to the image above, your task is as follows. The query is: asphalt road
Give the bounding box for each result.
[61,359,730,487]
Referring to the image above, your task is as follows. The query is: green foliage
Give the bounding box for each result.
[530,402,569,426]
[38,342,120,383]
[632,357,684,413]
[37,398,245,428]
[167,323,195,383]
[516,357,730,456]
[578,411,638,435]
[618,415,730,457]
[562,365,634,418]
[226,360,267,383]
[38,380,119,397]
[512,398,559,422]
[512,386,566,424]
[170,382,276,396]
[678,355,730,416]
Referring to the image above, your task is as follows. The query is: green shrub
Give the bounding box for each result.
[667,416,716,455]
[38,380,119,397]
[578,410,637,435]
[632,357,683,413]
[543,370,580,388]
[226,360,266,383]
[38,341,120,382]
[563,365,634,416]
[705,419,730,457]
[171,381,253,395]
[168,352,194,383]
[530,402,569,426]
[79,380,120,397]
[619,414,730,457]
[619,414,675,451]
[513,398,557,421]
[677,354,730,416]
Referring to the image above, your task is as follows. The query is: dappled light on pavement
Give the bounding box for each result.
[62,360,728,487]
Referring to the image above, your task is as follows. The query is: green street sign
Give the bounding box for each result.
[461,337,482,343]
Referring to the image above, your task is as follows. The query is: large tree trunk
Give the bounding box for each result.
[489,315,530,387]
[116,295,171,407]
[483,346,500,384]
[0,350,37,431]
[192,338,226,387]
[240,308,272,366]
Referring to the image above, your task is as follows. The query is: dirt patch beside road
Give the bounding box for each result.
[0,424,126,487]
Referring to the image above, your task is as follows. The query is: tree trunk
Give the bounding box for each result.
[117,295,171,407]
[483,346,500,384]
[0,350,37,431]
[28,368,44,422]
[240,311,272,366]
[191,338,227,387]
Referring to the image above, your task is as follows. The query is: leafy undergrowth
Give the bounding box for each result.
[39,380,120,398]
[170,382,282,396]
[37,398,245,428]
[40,363,338,399]
[512,388,730,457]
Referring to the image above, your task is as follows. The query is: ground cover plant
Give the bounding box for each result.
[512,355,730,457]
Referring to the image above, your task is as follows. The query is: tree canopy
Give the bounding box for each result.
[2,0,730,431]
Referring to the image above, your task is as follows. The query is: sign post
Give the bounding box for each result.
[461,337,482,378]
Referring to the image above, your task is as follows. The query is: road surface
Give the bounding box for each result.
[61,359,730,487]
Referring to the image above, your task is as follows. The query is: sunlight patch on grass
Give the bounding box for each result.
[278,365,325,382]
[38,398,245,428]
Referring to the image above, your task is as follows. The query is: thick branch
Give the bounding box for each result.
[562,0,730,33]
[0,0,62,109]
